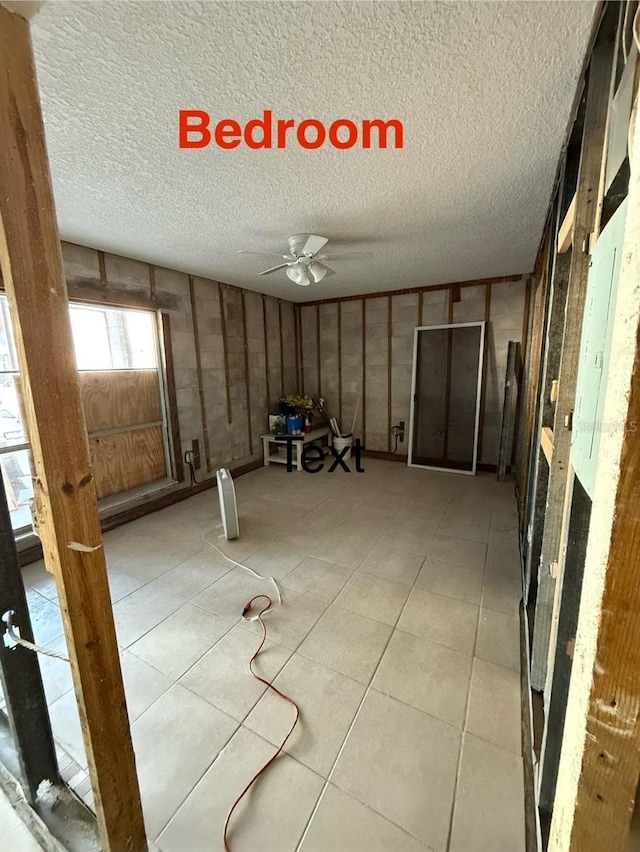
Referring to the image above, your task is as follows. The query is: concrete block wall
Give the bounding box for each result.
[298,278,527,463]
[60,242,295,486]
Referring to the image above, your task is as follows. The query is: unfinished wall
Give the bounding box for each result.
[61,242,295,485]
[298,278,527,463]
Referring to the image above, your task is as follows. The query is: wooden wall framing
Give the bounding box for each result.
[0,8,146,848]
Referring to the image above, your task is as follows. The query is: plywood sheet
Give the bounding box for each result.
[89,426,166,499]
[80,370,162,433]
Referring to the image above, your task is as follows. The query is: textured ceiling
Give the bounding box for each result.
[29,1,596,302]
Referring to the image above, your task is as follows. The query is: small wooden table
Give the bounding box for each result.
[261,426,333,471]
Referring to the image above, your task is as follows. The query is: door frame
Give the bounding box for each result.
[407,321,486,475]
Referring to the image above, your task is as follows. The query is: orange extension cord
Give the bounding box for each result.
[223,595,300,852]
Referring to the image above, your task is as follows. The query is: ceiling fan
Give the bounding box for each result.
[238,234,372,286]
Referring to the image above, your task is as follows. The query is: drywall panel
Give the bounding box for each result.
[571,199,628,498]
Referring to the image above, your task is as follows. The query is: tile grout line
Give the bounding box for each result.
[444,555,488,852]
[294,494,460,852]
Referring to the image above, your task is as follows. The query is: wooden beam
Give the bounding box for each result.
[316,304,321,395]
[293,303,300,394]
[160,313,184,482]
[262,295,271,410]
[278,299,285,398]
[189,276,211,472]
[531,31,616,691]
[241,290,253,455]
[497,341,520,481]
[387,295,392,453]
[558,194,576,253]
[569,244,640,852]
[218,282,232,424]
[0,8,146,849]
[337,301,343,425]
[361,298,367,446]
[297,305,305,395]
[541,426,554,465]
[299,273,524,307]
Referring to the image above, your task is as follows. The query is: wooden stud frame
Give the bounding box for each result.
[531,31,617,691]
[189,275,212,472]
[0,8,146,848]
[241,290,253,455]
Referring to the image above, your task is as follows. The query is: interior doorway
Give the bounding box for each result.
[408,322,485,474]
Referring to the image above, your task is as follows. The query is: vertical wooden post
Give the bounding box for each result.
[0,8,146,850]
[361,298,367,447]
[189,275,211,472]
[531,32,616,691]
[240,290,253,455]
[262,295,271,410]
[218,282,232,424]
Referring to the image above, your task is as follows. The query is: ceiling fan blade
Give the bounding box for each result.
[325,252,374,261]
[259,263,290,276]
[301,234,329,256]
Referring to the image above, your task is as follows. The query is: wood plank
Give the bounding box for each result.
[337,301,343,425]
[571,274,640,852]
[278,299,285,398]
[297,304,305,395]
[241,290,253,455]
[316,304,321,394]
[558,194,577,253]
[477,284,491,461]
[387,295,392,453]
[0,8,146,849]
[160,312,184,482]
[218,281,233,424]
[79,369,161,432]
[541,426,554,465]
[531,32,616,691]
[361,298,367,446]
[497,341,520,480]
[293,303,300,393]
[299,273,524,307]
[89,426,166,499]
[189,276,211,471]
[262,295,271,410]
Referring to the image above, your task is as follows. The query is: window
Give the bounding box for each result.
[0,296,32,531]
[0,295,167,532]
[69,303,157,370]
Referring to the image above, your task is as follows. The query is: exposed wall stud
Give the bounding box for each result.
[338,301,343,425]
[532,32,616,690]
[316,304,321,395]
[0,10,146,847]
[189,276,211,471]
[160,313,184,482]
[387,295,392,453]
[241,290,253,455]
[218,281,233,424]
[262,295,271,411]
[278,299,285,397]
[362,298,367,447]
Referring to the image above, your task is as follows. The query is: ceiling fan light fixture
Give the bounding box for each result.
[286,263,312,286]
[308,261,328,283]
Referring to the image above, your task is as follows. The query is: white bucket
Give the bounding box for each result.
[332,434,353,460]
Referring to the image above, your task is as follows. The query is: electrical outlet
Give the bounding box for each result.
[192,438,201,470]
[399,421,405,442]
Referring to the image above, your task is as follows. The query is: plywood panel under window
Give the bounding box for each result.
[89,426,166,499]
[80,370,162,432]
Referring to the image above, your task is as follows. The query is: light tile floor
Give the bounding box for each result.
[15,460,525,851]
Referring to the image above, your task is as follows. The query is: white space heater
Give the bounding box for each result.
[217,468,239,540]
